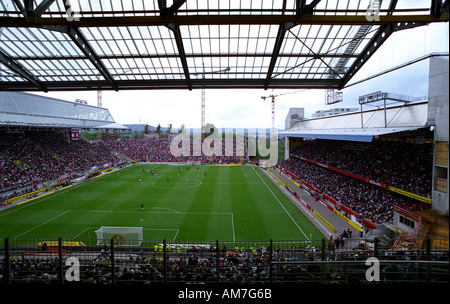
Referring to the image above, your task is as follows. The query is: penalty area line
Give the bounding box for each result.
[15,210,71,238]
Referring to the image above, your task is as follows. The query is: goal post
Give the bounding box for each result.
[94,226,143,246]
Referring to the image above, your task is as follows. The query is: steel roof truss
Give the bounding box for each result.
[43,25,119,91]
[0,50,45,90]
[339,21,428,89]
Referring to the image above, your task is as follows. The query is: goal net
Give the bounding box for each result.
[94,226,143,246]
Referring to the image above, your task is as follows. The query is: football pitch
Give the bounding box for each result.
[0,164,324,244]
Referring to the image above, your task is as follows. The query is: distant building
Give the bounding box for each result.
[285,108,305,130]
[312,107,359,118]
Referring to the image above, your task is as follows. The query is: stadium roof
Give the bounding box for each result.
[0,0,448,91]
[279,100,430,142]
[0,91,129,129]
[280,126,427,142]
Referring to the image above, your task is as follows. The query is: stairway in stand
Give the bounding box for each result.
[413,210,449,250]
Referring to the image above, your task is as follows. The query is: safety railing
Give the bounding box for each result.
[1,237,448,285]
[393,205,423,250]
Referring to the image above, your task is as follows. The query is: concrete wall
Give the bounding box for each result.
[428,57,449,215]
[393,212,417,236]
[285,108,304,130]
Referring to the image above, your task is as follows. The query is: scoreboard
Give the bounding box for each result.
[71,129,81,141]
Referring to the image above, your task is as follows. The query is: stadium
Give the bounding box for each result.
[0,0,449,291]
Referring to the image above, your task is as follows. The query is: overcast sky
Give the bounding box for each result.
[36,22,448,130]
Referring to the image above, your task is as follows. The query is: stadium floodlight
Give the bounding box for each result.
[94,226,143,246]
[358,91,427,127]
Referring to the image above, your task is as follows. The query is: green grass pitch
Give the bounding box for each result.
[0,164,324,244]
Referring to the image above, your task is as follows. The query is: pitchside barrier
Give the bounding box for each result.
[1,237,448,284]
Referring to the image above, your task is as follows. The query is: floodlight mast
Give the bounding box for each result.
[97,90,102,107]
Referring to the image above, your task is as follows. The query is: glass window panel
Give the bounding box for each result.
[209,25,220,38]
[151,39,168,55]
[110,0,124,12]
[281,37,299,54]
[27,28,46,41]
[234,38,246,54]
[396,0,430,10]
[118,27,132,40]
[134,40,148,54]
[0,0,20,15]
[88,40,105,56]
[4,27,26,40]
[83,0,101,12]
[138,27,152,39]
[297,25,312,38]
[142,40,157,55]
[115,40,130,55]
[97,27,114,40]
[104,58,119,71]
[24,41,42,56]
[0,42,20,57]
[0,28,82,58]
[330,25,346,39]
[41,41,60,56]
[316,25,331,39]
[81,28,96,40]
[20,60,40,72]
[128,27,142,40]
[186,38,201,54]
[228,37,239,54]
[121,0,135,12]
[107,27,121,39]
[209,38,220,53]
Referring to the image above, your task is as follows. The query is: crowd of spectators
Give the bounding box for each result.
[278,157,427,224]
[1,133,248,206]
[0,133,444,285]
[278,139,433,224]
[289,139,432,198]
[3,240,447,285]
[1,131,429,224]
[1,131,120,206]
[106,137,248,163]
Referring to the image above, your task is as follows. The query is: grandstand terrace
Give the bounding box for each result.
[106,137,249,163]
[0,86,448,288]
[0,0,448,291]
[278,58,448,260]
[0,92,129,206]
[0,90,251,207]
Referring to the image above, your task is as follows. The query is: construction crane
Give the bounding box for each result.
[261,90,308,131]
[261,93,277,132]
[194,65,230,136]
[97,66,139,108]
[97,90,102,107]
